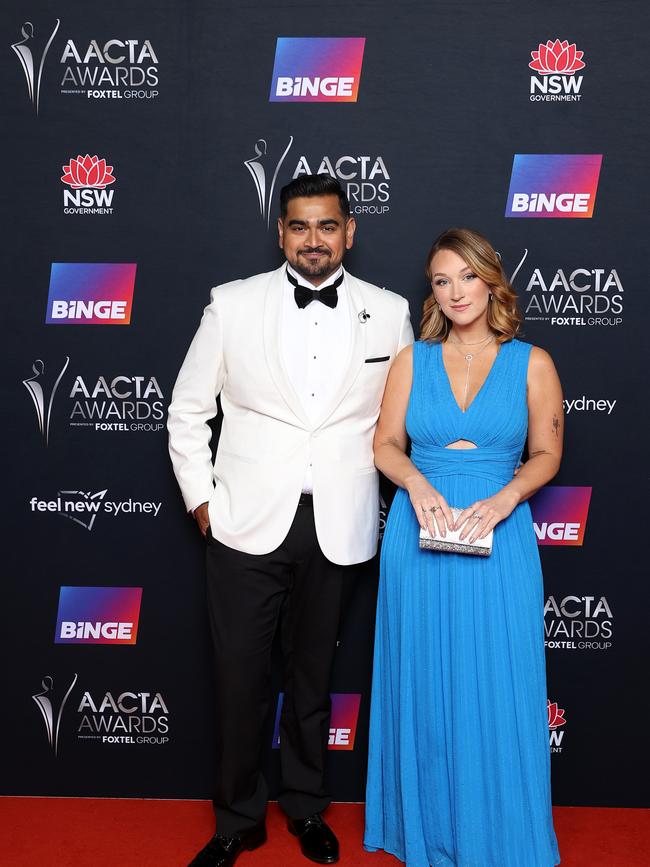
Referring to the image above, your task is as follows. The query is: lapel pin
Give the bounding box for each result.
[358,309,371,323]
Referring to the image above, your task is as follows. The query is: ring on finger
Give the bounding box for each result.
[471,511,482,520]
[429,505,440,513]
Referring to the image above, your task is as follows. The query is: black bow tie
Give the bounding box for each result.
[287,268,343,309]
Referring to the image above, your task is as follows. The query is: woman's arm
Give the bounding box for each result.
[457,346,564,542]
[374,346,454,537]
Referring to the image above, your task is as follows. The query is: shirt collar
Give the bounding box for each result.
[286,262,344,291]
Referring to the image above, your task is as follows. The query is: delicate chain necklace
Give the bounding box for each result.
[447,334,495,412]
[448,332,493,346]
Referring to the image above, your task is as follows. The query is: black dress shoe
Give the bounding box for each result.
[188,824,266,867]
[287,813,339,864]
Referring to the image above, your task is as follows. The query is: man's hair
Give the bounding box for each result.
[279,173,350,220]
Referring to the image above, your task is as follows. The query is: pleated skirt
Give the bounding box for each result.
[364,475,560,867]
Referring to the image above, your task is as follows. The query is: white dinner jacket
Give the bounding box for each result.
[167,264,413,565]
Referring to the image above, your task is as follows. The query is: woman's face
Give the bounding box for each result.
[429,248,491,330]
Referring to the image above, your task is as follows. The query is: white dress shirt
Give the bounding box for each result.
[281,263,351,491]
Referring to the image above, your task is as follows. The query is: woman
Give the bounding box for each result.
[364,228,562,866]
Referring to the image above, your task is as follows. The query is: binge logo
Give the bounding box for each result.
[269,37,365,102]
[55,586,143,644]
[46,263,136,324]
[530,486,592,546]
[505,154,602,218]
[272,693,361,750]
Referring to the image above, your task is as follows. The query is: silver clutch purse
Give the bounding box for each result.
[419,507,493,557]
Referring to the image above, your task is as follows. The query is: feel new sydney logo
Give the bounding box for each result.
[29,488,162,531]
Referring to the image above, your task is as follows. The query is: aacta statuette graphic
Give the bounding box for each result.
[22,357,70,445]
[32,674,78,756]
[244,136,294,228]
[11,19,60,115]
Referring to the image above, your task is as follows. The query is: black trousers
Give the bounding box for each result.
[205,498,350,835]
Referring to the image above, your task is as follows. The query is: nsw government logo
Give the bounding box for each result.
[548,700,567,753]
[529,486,592,546]
[45,263,136,324]
[270,37,365,102]
[61,154,116,215]
[505,154,602,218]
[529,39,586,102]
[55,586,143,645]
[273,693,361,750]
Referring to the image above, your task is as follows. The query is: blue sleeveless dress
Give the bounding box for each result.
[364,339,559,867]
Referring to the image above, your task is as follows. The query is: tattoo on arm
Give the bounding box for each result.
[552,414,560,438]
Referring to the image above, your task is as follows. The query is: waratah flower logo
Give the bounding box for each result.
[547,700,567,730]
[529,40,586,75]
[61,155,116,189]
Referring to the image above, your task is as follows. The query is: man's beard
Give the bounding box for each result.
[292,248,339,280]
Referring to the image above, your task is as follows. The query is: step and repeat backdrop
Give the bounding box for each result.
[2,0,647,807]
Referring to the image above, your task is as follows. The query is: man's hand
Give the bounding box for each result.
[193,502,210,537]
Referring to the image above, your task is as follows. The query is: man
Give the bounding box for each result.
[168,174,413,867]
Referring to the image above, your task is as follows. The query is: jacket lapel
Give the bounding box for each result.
[263,265,312,428]
[312,270,367,430]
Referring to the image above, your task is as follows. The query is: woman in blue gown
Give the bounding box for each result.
[365,229,562,867]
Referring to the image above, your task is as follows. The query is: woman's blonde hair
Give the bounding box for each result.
[421,227,522,343]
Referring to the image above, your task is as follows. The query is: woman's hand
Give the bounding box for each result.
[454,489,520,543]
[406,475,454,538]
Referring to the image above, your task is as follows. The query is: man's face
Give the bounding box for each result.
[278,194,356,285]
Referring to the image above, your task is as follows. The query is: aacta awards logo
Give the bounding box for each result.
[548,700,567,753]
[22,356,70,446]
[11,18,60,114]
[54,586,143,645]
[244,136,295,228]
[292,152,390,217]
[273,693,361,750]
[269,37,365,102]
[11,19,159,107]
[545,595,613,652]
[33,674,169,752]
[505,154,603,218]
[529,39,586,102]
[23,356,166,439]
[61,154,116,215]
[60,35,159,100]
[32,673,78,756]
[510,250,623,328]
[45,263,136,324]
[244,135,390,226]
[529,486,592,546]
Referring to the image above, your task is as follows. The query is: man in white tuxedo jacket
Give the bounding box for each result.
[168,175,412,867]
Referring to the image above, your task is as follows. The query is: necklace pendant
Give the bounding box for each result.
[465,354,473,362]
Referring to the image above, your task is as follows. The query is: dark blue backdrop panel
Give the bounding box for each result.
[1,0,647,807]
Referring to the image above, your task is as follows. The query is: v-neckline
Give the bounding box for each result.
[439,340,504,414]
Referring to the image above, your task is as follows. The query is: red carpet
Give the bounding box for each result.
[2,798,649,866]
